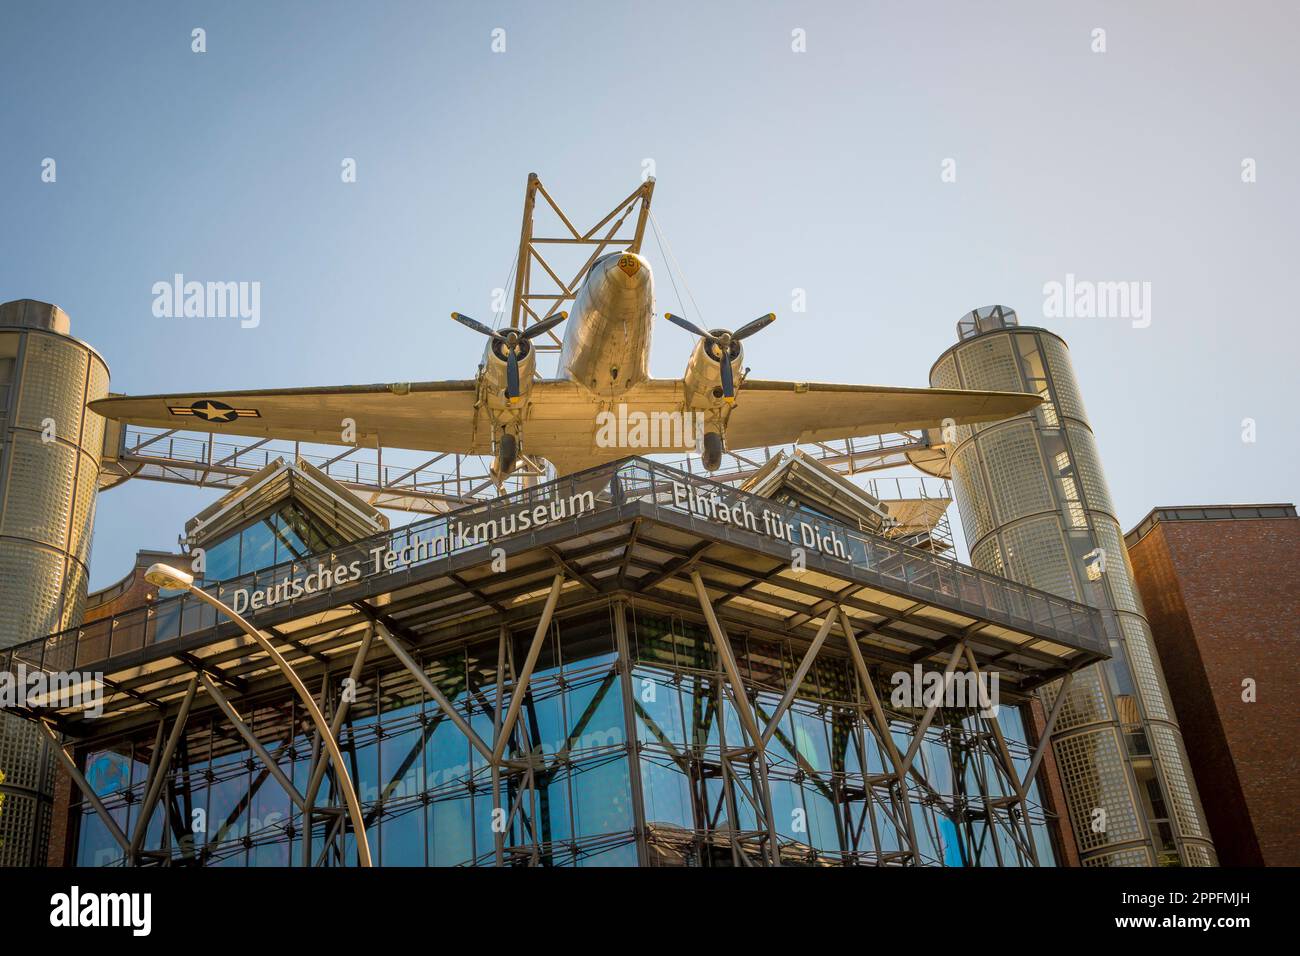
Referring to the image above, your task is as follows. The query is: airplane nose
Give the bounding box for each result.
[598,251,651,290]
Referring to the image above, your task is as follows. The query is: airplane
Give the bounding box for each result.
[90,248,1040,482]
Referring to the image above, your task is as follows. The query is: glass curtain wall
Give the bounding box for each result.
[201,501,347,582]
[71,602,1057,867]
[73,605,636,868]
[627,608,1057,867]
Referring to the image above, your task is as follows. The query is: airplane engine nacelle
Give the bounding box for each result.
[682,334,743,407]
[482,338,537,410]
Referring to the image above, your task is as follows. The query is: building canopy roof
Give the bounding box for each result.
[185,456,388,548]
[4,458,1111,738]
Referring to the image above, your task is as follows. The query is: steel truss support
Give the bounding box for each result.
[377,623,496,763]
[200,675,305,812]
[489,623,543,866]
[42,677,202,866]
[611,600,650,866]
[129,675,199,861]
[174,583,372,865]
[898,642,967,777]
[954,645,1037,865]
[300,625,375,867]
[865,630,1045,867]
[643,576,985,868]
[690,570,781,865]
[624,587,1010,867]
[375,573,565,865]
[38,720,132,858]
[838,607,924,865]
[511,174,655,348]
[48,624,380,867]
[494,575,565,761]
[954,649,1076,866]
[54,575,1068,869]
[759,611,837,750]
[491,623,509,867]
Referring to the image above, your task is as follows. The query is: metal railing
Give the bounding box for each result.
[107,426,948,514]
[110,426,535,510]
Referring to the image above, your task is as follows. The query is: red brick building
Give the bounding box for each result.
[1125,504,1299,867]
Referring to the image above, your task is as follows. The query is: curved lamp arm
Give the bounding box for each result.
[146,564,372,867]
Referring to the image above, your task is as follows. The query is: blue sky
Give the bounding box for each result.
[1,1,1295,588]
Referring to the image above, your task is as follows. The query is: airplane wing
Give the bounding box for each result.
[722,379,1040,449]
[88,382,490,454]
[89,378,1038,475]
[518,378,1039,475]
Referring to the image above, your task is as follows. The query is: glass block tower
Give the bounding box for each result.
[924,306,1215,866]
[0,300,110,866]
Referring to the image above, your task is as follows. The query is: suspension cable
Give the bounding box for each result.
[650,209,704,324]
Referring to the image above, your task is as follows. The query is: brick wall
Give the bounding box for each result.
[1028,696,1081,867]
[1127,514,1299,866]
[45,764,73,866]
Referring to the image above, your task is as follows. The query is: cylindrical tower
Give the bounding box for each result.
[0,299,110,866]
[925,305,1215,867]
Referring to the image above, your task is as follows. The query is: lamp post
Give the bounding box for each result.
[144,563,373,867]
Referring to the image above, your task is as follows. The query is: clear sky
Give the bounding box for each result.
[1,1,1295,589]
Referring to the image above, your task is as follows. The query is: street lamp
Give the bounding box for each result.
[145,563,373,867]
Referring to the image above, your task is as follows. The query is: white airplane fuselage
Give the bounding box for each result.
[480,248,737,474]
[557,251,653,397]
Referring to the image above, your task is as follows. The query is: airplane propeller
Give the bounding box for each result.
[451,311,568,404]
[663,311,775,402]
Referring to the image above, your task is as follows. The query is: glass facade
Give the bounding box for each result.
[136,502,355,646]
[200,501,348,582]
[70,602,1059,867]
[627,609,1057,867]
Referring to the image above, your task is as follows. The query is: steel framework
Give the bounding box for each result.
[100,425,947,514]
[26,456,1105,866]
[39,587,1075,867]
[508,173,655,346]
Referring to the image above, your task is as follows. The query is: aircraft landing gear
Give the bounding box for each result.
[497,432,518,475]
[702,431,723,471]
